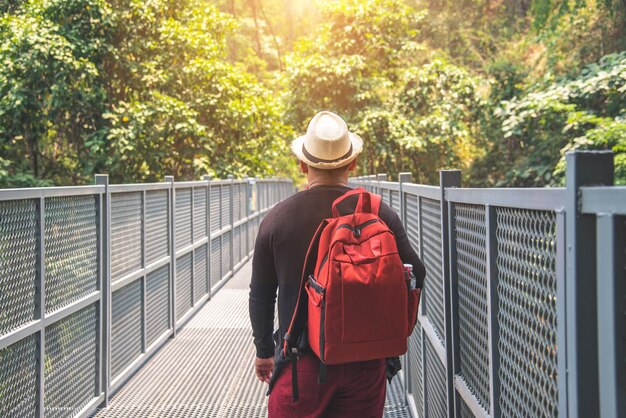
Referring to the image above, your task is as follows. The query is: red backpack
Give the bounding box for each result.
[283,188,420,399]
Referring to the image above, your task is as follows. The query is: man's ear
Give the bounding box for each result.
[348,158,357,172]
[300,160,309,174]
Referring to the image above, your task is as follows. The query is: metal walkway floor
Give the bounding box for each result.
[93,261,412,418]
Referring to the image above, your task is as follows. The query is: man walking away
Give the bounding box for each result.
[249,111,426,418]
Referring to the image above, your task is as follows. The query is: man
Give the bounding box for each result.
[249,111,425,417]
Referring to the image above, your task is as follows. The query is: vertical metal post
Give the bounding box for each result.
[485,205,501,418]
[219,182,224,282]
[377,174,387,200]
[556,210,568,418]
[203,176,212,299]
[95,174,110,405]
[399,172,412,227]
[447,199,461,418]
[94,181,103,398]
[36,197,45,418]
[564,151,613,418]
[399,172,412,399]
[596,214,625,418]
[244,177,251,258]
[190,187,195,306]
[228,175,235,275]
[141,190,147,352]
[165,176,176,337]
[417,193,426,418]
[440,170,462,417]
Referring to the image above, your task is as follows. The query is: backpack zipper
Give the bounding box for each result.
[337,219,380,238]
[316,219,380,276]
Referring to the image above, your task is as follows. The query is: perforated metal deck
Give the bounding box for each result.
[92,261,412,418]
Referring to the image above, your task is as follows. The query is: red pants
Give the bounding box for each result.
[268,353,387,418]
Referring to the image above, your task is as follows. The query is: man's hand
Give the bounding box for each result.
[254,356,274,383]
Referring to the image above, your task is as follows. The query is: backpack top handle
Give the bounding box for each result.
[331,188,381,218]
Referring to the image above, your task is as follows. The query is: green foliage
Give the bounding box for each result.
[0,4,109,185]
[394,60,487,184]
[355,109,415,178]
[493,51,626,186]
[283,0,422,129]
[0,0,297,187]
[1,0,625,188]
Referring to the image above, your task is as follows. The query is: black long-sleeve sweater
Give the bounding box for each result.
[249,185,426,361]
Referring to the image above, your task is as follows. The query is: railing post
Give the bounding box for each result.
[165,175,176,337]
[190,184,195,307]
[399,172,412,227]
[564,151,613,418]
[244,177,251,258]
[399,171,412,400]
[596,213,625,418]
[35,195,45,418]
[417,186,426,418]
[485,205,501,418]
[448,196,461,418]
[95,174,111,406]
[440,170,461,417]
[228,175,235,276]
[377,173,387,200]
[141,188,147,350]
[203,176,212,299]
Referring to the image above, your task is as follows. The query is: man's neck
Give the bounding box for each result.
[307,177,349,189]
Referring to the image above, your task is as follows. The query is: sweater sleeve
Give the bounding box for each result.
[249,218,278,359]
[379,203,426,289]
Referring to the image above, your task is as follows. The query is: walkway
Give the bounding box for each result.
[92,261,412,418]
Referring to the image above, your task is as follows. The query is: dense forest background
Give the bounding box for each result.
[1,0,625,187]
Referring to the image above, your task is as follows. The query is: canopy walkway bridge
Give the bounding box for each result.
[0,151,624,418]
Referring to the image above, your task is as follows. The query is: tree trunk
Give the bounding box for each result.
[248,0,262,55]
[257,0,284,71]
[283,0,295,47]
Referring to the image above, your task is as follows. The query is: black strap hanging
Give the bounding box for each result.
[318,361,327,384]
[291,348,299,402]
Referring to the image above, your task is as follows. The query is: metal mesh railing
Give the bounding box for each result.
[425,338,447,418]
[408,325,423,415]
[111,280,142,379]
[146,265,170,346]
[350,173,572,418]
[454,203,490,412]
[145,190,168,265]
[496,208,558,417]
[0,176,291,418]
[45,196,99,314]
[110,192,142,281]
[0,186,104,418]
[0,199,38,335]
[421,198,445,344]
[0,334,38,417]
[44,305,98,418]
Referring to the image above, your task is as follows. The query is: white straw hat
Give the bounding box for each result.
[291,111,363,169]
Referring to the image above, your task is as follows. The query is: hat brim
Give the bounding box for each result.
[291,132,363,169]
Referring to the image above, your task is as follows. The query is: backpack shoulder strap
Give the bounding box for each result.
[332,188,381,217]
[283,219,328,357]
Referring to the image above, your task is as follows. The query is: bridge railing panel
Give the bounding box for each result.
[451,203,489,415]
[0,186,105,418]
[350,151,621,418]
[449,192,564,418]
[0,176,292,418]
